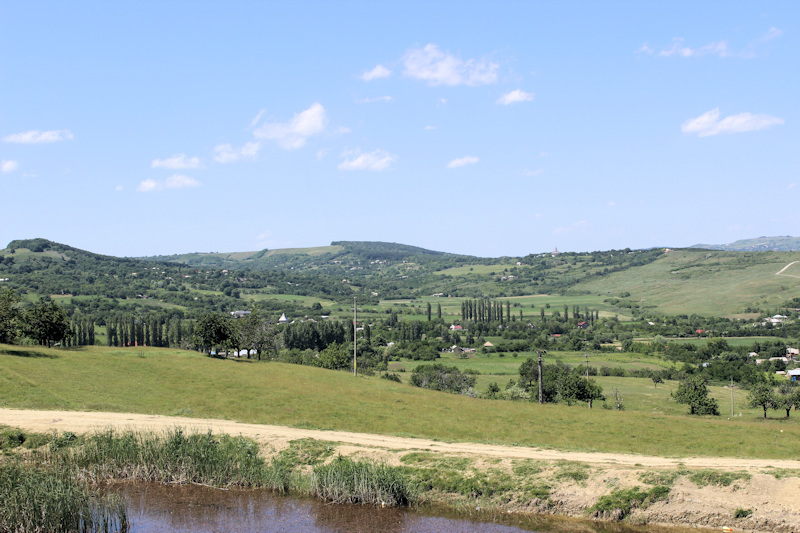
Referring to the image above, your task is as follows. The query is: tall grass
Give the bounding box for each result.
[0,462,127,533]
[310,456,416,506]
[52,428,293,492]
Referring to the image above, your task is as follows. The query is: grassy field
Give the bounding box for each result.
[2,344,799,460]
[574,250,800,315]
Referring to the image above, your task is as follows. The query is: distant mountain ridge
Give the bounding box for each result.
[692,236,800,252]
[139,241,476,270]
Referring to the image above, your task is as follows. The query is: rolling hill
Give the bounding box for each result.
[2,238,800,317]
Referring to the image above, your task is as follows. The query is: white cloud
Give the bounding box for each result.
[640,38,730,58]
[642,28,782,59]
[338,149,397,171]
[137,179,159,192]
[360,64,392,81]
[356,96,394,103]
[787,183,797,191]
[447,156,479,168]
[213,142,260,163]
[3,129,74,144]
[496,89,534,105]
[681,108,784,137]
[607,201,616,208]
[1,160,19,173]
[762,27,783,41]
[248,109,266,129]
[403,44,498,86]
[254,102,327,150]
[742,27,783,58]
[523,169,543,177]
[425,125,437,130]
[151,153,203,169]
[137,174,201,192]
[165,174,200,189]
[115,185,124,191]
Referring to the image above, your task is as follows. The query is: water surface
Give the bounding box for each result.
[113,483,700,533]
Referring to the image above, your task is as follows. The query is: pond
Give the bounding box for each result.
[113,483,700,533]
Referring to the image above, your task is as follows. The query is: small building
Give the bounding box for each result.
[278,313,288,324]
[788,369,800,382]
[449,324,463,331]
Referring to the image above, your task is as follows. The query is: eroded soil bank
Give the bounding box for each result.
[2,408,798,533]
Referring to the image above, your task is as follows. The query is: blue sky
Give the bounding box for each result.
[1,1,797,258]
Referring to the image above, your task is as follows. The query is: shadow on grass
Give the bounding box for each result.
[0,348,57,358]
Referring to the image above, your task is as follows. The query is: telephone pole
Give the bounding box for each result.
[537,350,546,404]
[353,296,357,377]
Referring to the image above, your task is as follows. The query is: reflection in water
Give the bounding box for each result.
[112,483,698,533]
[117,483,532,533]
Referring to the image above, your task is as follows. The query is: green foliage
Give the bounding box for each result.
[672,376,720,416]
[0,461,127,532]
[0,289,21,344]
[688,469,750,487]
[410,363,476,393]
[23,298,72,347]
[734,508,753,519]
[380,372,402,383]
[589,485,670,520]
[555,461,591,484]
[193,313,232,353]
[310,455,416,506]
[747,383,776,419]
[638,469,687,486]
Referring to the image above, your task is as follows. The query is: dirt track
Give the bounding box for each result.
[4,408,800,532]
[1,407,798,471]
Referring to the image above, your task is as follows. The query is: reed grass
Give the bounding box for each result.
[0,462,127,533]
[310,456,416,506]
[52,428,293,492]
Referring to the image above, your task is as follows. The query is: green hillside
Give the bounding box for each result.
[693,235,800,252]
[3,238,800,318]
[571,249,800,316]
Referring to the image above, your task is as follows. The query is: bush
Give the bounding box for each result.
[310,456,416,506]
[589,486,670,520]
[410,363,476,393]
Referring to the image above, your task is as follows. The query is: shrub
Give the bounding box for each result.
[589,486,670,520]
[310,456,416,506]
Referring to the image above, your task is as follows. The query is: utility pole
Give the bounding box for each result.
[353,296,357,377]
[730,377,734,417]
[584,351,590,380]
[537,350,546,404]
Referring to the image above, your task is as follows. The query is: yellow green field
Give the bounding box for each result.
[1,344,798,460]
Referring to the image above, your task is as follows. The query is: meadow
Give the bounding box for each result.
[1,344,798,460]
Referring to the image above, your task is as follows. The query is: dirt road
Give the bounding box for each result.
[2,407,797,471]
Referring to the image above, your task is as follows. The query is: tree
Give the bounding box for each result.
[410,363,476,393]
[437,303,442,319]
[559,373,604,408]
[672,375,720,415]
[23,298,72,348]
[0,288,22,344]
[426,302,432,321]
[238,310,277,360]
[747,382,776,419]
[193,313,232,355]
[775,381,800,418]
[651,374,664,389]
